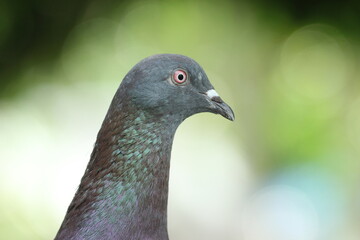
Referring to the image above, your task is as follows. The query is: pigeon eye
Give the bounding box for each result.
[172,70,188,85]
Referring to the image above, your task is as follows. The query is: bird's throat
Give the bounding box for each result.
[56,108,179,239]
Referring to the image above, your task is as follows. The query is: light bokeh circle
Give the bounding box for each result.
[241,185,319,240]
[280,24,350,101]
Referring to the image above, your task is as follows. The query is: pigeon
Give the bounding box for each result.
[54,54,234,240]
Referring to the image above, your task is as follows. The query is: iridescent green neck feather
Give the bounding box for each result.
[55,100,180,240]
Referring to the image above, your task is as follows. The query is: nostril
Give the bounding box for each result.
[199,91,223,103]
[211,96,223,104]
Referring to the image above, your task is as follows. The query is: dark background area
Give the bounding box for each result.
[1,0,360,97]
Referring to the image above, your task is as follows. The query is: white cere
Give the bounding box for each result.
[206,89,219,99]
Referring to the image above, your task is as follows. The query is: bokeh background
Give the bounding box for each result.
[1,0,360,239]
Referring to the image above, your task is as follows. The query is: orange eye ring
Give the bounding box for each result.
[172,69,188,85]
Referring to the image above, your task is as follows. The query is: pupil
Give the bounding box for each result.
[178,74,184,81]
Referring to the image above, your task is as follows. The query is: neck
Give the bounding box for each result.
[55,102,181,240]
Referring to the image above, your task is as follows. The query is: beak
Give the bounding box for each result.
[204,89,235,121]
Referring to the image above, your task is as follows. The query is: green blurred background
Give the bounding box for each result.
[1,0,360,239]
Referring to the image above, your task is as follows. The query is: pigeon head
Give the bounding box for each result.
[55,54,235,240]
[119,54,234,122]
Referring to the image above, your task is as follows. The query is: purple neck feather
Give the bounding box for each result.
[55,100,181,240]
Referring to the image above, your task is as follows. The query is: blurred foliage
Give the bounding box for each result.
[1,0,360,97]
